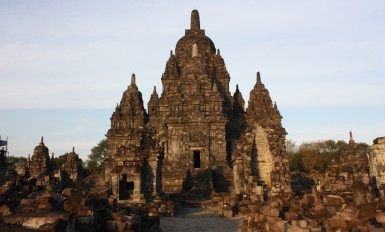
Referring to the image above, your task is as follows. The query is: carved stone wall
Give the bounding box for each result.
[368,136,385,199]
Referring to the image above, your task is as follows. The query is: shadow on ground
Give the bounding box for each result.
[160,207,243,232]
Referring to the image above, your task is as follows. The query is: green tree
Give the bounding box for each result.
[54,153,69,168]
[87,139,108,174]
[286,140,305,172]
[357,142,369,155]
[287,139,349,173]
[7,156,27,169]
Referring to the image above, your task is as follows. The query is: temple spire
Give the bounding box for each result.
[72,147,75,153]
[257,72,261,84]
[190,9,200,30]
[349,131,354,142]
[131,73,136,85]
[153,86,157,94]
[40,136,44,144]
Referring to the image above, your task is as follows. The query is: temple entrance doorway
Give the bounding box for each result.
[119,174,134,200]
[193,151,201,168]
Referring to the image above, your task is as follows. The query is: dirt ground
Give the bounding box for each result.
[160,207,244,232]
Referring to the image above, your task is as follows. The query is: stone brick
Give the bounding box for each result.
[341,206,359,221]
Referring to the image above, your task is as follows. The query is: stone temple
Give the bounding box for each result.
[104,10,291,204]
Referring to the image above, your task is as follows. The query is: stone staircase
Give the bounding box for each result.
[184,169,213,200]
[212,164,233,193]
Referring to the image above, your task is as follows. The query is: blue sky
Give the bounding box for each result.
[0,1,384,160]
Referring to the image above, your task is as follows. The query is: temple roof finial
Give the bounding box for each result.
[153,86,157,94]
[257,72,261,84]
[170,50,173,57]
[236,84,239,91]
[72,147,75,153]
[131,73,136,85]
[40,136,44,144]
[274,101,278,110]
[191,10,200,30]
[217,49,220,55]
[349,131,354,142]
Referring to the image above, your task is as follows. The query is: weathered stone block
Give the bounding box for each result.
[265,220,289,232]
[376,212,385,223]
[223,206,233,218]
[0,204,12,216]
[359,204,375,218]
[341,206,359,221]
[20,198,35,207]
[262,205,280,217]
[325,215,346,231]
[287,226,310,232]
[323,195,343,206]
[285,212,298,221]
[61,188,76,197]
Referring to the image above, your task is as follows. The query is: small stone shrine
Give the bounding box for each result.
[28,137,54,179]
[61,147,86,183]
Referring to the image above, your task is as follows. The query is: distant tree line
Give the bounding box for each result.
[286,139,369,173]
[5,138,369,176]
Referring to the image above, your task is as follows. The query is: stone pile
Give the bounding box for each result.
[0,170,161,231]
[106,206,160,232]
[147,200,178,217]
[230,133,385,231]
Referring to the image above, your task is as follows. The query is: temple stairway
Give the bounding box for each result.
[185,169,213,200]
[212,163,234,193]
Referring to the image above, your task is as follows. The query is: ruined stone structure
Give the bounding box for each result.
[28,137,54,178]
[105,10,290,203]
[61,147,86,183]
[368,136,385,199]
[323,132,371,195]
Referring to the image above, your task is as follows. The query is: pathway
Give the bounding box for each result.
[160,207,244,232]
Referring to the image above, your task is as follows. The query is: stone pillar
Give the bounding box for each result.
[148,156,158,196]
[233,157,244,195]
[133,173,141,202]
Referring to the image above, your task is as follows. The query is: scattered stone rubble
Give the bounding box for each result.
[0,168,163,231]
[0,139,162,231]
[229,133,385,232]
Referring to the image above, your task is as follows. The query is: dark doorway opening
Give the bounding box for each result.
[193,151,201,168]
[119,174,134,200]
